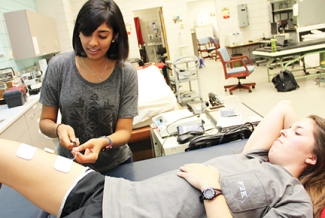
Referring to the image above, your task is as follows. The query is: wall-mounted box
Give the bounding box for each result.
[237,4,249,27]
[4,10,60,60]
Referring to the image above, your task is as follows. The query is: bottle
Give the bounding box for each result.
[271,39,277,53]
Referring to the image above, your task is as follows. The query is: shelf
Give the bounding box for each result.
[179,76,200,83]
[273,8,293,14]
[284,29,296,33]
[179,93,200,102]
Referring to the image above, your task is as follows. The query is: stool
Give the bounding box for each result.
[319,61,325,87]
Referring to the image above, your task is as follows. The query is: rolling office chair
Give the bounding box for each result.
[217,47,256,95]
[208,37,220,61]
[197,37,215,59]
[156,47,167,63]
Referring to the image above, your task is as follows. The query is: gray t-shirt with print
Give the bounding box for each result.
[103,150,312,217]
[40,51,138,173]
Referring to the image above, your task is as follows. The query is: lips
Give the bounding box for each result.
[87,48,100,55]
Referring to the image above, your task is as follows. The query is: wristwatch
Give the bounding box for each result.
[200,188,222,202]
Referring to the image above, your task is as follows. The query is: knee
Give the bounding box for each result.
[277,100,293,108]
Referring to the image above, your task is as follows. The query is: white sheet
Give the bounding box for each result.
[133,66,179,129]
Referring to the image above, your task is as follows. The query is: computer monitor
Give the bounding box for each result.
[275,35,285,46]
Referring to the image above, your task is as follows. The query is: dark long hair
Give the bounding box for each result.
[72,0,129,66]
[299,115,325,218]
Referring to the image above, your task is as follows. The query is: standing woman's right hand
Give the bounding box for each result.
[56,124,79,150]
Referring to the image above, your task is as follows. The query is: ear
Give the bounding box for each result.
[306,155,317,165]
[113,33,119,41]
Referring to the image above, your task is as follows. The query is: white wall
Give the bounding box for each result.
[35,0,271,60]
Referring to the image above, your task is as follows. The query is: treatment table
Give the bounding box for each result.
[252,38,325,82]
[0,139,246,218]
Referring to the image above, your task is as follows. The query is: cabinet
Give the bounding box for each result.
[4,10,60,60]
[270,0,296,34]
[172,56,202,105]
[0,102,54,150]
[195,25,213,39]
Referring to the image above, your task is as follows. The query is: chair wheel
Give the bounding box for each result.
[252,86,255,89]
[224,89,227,92]
[230,92,233,95]
[249,90,252,93]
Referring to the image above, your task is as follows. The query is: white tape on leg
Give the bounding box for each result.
[54,156,74,173]
[16,143,37,160]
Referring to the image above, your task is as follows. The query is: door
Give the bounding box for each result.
[159,8,169,61]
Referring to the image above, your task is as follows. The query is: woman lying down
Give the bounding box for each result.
[1,100,325,218]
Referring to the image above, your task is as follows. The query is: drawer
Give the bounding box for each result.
[0,115,28,141]
[24,103,42,127]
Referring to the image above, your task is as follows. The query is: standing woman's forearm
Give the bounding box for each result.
[39,118,60,138]
[108,117,133,147]
[39,105,59,138]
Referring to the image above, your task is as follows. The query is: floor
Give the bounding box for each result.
[176,58,325,119]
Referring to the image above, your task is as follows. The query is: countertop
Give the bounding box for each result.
[0,94,40,134]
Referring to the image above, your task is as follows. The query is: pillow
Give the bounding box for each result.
[133,66,178,129]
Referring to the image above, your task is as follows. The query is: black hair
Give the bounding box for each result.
[72,0,129,66]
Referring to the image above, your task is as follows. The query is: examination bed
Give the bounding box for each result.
[0,139,246,218]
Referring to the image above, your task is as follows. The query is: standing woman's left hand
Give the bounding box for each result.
[177,163,221,191]
[71,138,102,164]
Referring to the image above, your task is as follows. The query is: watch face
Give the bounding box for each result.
[204,188,215,200]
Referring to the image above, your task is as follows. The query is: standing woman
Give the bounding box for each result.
[39,0,138,173]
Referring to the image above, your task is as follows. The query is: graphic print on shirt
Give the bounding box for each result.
[222,173,268,212]
[70,93,115,144]
[229,178,257,203]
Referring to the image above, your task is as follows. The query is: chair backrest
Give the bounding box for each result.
[197,37,210,45]
[157,47,166,55]
[209,37,220,49]
[218,47,230,62]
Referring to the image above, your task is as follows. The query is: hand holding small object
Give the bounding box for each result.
[71,138,102,164]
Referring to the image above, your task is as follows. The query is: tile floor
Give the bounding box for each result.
[175,58,325,118]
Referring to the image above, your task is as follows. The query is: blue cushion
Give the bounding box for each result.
[227,66,255,75]
[198,37,210,45]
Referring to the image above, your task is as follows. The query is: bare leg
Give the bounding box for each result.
[0,139,85,216]
[243,100,298,153]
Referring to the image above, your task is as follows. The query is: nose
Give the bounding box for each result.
[89,36,98,47]
[280,129,287,137]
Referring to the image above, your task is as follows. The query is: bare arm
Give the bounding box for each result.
[243,100,298,153]
[177,164,232,218]
[39,104,59,138]
[39,105,76,150]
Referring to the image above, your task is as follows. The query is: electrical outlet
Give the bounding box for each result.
[9,50,14,58]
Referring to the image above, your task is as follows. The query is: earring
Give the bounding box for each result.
[112,40,115,43]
